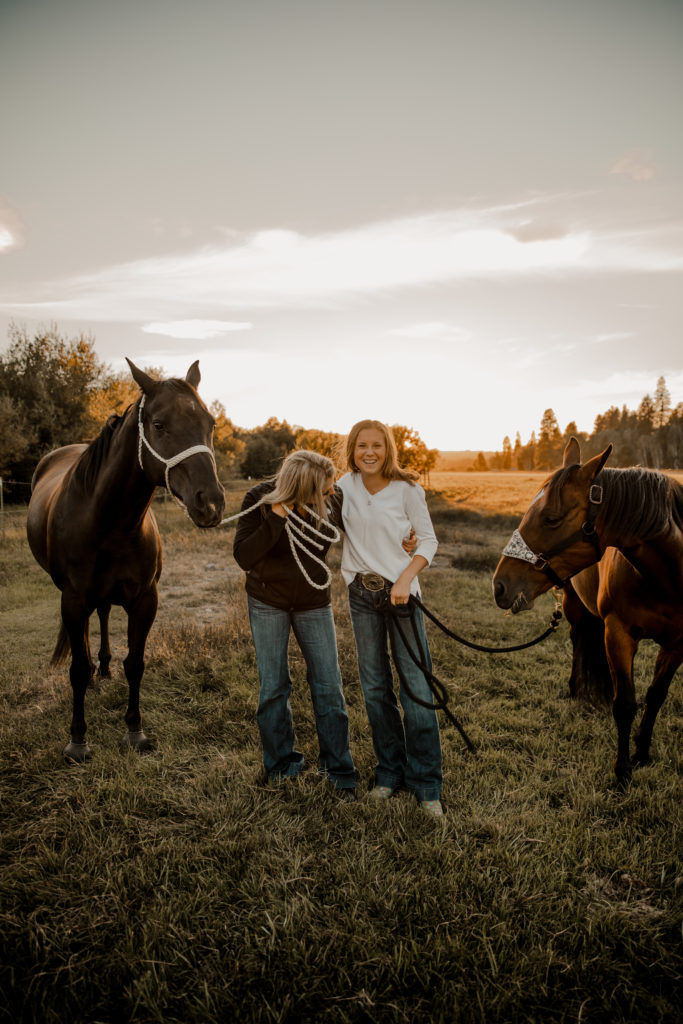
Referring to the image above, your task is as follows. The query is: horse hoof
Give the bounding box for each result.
[121,730,156,753]
[632,751,652,769]
[64,741,93,763]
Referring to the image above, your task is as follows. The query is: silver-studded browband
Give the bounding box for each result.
[502,530,539,564]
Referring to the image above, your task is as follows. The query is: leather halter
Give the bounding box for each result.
[502,482,604,589]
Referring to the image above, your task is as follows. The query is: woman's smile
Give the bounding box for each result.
[354,429,386,478]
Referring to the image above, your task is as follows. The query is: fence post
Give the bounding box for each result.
[0,478,4,542]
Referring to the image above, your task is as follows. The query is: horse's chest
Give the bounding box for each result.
[86,538,159,597]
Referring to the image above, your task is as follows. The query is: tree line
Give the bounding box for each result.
[0,324,438,496]
[474,375,683,472]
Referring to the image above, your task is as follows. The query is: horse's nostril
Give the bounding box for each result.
[493,579,505,600]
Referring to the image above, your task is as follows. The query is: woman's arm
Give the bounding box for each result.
[328,486,344,532]
[390,555,428,605]
[404,484,438,563]
[390,485,437,605]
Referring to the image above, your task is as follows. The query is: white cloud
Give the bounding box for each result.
[578,369,683,404]
[0,197,24,252]
[385,321,469,342]
[2,195,681,323]
[142,319,253,339]
[609,149,657,183]
[594,331,634,343]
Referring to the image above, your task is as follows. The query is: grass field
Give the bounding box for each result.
[0,473,681,1023]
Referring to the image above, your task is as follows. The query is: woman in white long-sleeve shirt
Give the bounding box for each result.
[338,419,444,818]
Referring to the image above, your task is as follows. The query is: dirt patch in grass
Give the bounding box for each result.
[155,537,243,630]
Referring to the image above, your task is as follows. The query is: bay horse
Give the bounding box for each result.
[26,359,225,762]
[492,437,683,786]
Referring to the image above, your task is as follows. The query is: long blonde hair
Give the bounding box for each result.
[344,420,418,484]
[263,450,336,521]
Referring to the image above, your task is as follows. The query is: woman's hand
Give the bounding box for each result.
[390,574,412,606]
[402,528,416,555]
[390,555,428,605]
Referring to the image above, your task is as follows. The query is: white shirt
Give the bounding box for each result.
[338,473,438,595]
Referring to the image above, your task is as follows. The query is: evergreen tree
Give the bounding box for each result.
[501,435,512,470]
[653,376,671,429]
[513,432,522,468]
[535,409,562,470]
[637,394,655,434]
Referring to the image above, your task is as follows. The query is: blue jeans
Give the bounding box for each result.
[348,580,442,801]
[247,595,356,789]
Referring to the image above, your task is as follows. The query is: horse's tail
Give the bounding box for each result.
[50,623,71,667]
[564,582,613,706]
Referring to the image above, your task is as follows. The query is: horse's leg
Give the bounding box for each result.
[121,585,158,752]
[632,647,681,767]
[61,589,95,762]
[563,583,611,703]
[97,602,112,679]
[604,619,638,787]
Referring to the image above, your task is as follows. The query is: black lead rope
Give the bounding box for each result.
[410,594,563,654]
[382,593,563,755]
[384,601,477,754]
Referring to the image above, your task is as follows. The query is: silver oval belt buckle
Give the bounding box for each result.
[361,572,386,592]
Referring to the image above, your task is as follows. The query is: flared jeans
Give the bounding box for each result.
[247,595,357,789]
[348,579,442,801]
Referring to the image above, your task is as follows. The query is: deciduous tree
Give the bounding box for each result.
[0,323,106,481]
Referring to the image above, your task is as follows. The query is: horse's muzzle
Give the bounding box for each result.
[492,575,534,613]
[188,487,226,528]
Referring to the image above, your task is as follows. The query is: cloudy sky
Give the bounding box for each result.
[1,0,681,450]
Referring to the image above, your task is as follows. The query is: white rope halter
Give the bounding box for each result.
[137,394,216,510]
[221,498,340,590]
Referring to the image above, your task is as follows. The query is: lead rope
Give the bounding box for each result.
[220,499,340,590]
[381,588,563,753]
[383,600,477,753]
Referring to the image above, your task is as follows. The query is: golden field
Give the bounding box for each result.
[428,469,683,518]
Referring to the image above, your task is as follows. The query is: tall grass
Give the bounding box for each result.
[0,479,681,1023]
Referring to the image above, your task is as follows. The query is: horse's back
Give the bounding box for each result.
[27,444,87,572]
[30,444,87,491]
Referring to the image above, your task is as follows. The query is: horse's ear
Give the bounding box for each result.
[580,444,613,484]
[563,436,581,467]
[185,361,201,390]
[126,358,155,395]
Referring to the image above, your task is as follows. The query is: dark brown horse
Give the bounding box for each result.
[492,437,683,786]
[27,359,225,761]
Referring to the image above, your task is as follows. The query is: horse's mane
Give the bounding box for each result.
[71,379,200,491]
[547,464,682,542]
[598,467,683,540]
[72,407,133,490]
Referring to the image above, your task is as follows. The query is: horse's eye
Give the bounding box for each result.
[543,513,562,527]
[152,420,164,431]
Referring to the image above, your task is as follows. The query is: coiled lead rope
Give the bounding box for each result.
[221,498,340,590]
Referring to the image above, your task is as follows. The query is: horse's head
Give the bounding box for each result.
[492,437,612,613]
[127,358,225,528]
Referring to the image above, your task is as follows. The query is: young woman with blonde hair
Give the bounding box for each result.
[337,420,443,818]
[233,450,357,800]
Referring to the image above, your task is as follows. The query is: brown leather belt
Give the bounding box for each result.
[354,572,388,592]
